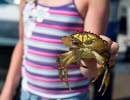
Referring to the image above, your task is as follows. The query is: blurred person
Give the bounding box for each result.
[93,0,119,100]
[119,15,130,62]
[124,46,130,62]
[120,15,130,62]
[0,0,119,100]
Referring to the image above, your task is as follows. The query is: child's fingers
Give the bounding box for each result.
[110,41,119,54]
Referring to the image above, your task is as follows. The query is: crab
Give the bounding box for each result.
[56,31,110,96]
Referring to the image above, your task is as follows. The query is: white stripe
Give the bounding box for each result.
[47,14,83,24]
[24,38,69,51]
[24,63,81,76]
[25,53,56,63]
[34,26,73,37]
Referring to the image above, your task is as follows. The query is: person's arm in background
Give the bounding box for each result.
[0,0,24,100]
[80,0,119,77]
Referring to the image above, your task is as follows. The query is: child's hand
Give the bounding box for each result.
[80,35,119,78]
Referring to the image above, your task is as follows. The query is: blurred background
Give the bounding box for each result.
[0,0,130,100]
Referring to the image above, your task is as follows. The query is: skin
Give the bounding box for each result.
[0,0,119,100]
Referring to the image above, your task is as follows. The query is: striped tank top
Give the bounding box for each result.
[22,0,90,99]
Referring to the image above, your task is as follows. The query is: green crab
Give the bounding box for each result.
[56,31,110,96]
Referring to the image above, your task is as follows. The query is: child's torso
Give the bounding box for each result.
[22,0,89,99]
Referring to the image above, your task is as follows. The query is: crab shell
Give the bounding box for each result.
[62,31,108,51]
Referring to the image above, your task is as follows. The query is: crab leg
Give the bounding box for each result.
[98,52,110,95]
[90,51,105,83]
[63,54,76,90]
[56,51,73,81]
[98,69,108,92]
[91,67,104,83]
[98,65,110,96]
[102,70,110,96]
[57,51,76,90]
[56,51,73,63]
[75,59,88,68]
[92,51,105,65]
[92,51,110,95]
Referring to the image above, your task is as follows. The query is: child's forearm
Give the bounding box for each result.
[1,40,23,99]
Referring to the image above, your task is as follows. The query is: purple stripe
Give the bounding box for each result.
[28,82,88,90]
[42,20,83,27]
[26,57,57,67]
[28,46,65,54]
[32,32,62,39]
[25,68,84,78]
[36,2,74,10]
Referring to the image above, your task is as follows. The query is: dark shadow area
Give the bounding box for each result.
[0,46,14,69]
[114,97,130,100]
[0,46,14,92]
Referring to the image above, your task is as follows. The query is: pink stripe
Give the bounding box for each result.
[27,49,58,58]
[26,60,57,70]
[30,36,62,44]
[48,10,79,16]
[26,72,86,82]
[28,84,88,94]
[36,22,83,31]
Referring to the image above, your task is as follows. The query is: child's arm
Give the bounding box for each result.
[80,0,119,77]
[0,0,24,99]
[84,0,109,35]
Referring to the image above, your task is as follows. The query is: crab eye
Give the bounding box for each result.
[71,38,81,43]
[84,39,94,44]
[73,42,79,45]
[71,38,81,45]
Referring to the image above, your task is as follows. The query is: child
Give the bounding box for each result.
[0,0,119,100]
